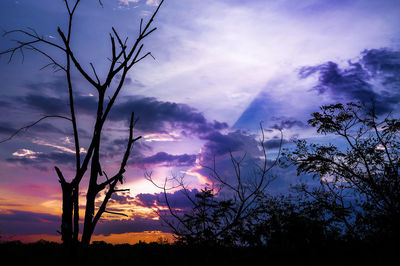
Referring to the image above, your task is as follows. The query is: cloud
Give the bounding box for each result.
[299,48,400,114]
[32,139,85,154]
[200,130,260,159]
[19,92,228,136]
[135,152,196,167]
[118,0,159,7]
[0,210,59,234]
[22,94,67,115]
[361,49,400,82]
[263,137,289,150]
[186,129,269,187]
[110,192,135,205]
[118,0,139,6]
[0,100,11,109]
[188,127,295,193]
[28,123,65,135]
[8,90,232,159]
[0,122,16,135]
[0,209,168,235]
[95,216,167,234]
[7,151,76,170]
[271,117,305,130]
[135,189,199,209]
[100,138,152,161]
[108,96,228,135]
[24,75,68,96]
[145,0,160,7]
[12,149,42,159]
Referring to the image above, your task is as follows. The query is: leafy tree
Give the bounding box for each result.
[284,102,400,241]
[0,0,164,263]
[239,193,343,248]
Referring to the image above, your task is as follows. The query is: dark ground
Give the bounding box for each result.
[0,240,398,266]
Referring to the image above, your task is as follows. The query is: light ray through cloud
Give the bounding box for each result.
[0,0,399,244]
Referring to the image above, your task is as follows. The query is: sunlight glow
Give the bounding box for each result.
[143,132,180,142]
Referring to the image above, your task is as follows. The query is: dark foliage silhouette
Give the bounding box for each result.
[283,102,400,242]
[149,102,400,255]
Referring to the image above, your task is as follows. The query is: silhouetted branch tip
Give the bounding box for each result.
[104,210,128,217]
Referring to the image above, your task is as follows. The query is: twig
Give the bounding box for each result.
[0,115,72,143]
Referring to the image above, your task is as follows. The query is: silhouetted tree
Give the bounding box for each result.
[148,124,281,246]
[284,102,400,242]
[239,193,344,248]
[0,0,164,263]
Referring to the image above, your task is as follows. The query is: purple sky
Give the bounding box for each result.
[0,0,399,242]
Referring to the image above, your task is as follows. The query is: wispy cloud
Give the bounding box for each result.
[32,139,86,154]
[145,0,159,7]
[12,149,42,159]
[118,0,139,6]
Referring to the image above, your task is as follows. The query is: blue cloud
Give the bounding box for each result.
[299,48,400,114]
[0,210,59,234]
[135,152,196,167]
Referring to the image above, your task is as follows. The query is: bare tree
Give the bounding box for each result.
[1,0,164,262]
[148,124,282,246]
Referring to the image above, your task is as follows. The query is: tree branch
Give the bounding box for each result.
[0,115,72,144]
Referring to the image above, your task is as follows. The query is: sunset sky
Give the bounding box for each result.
[0,0,399,244]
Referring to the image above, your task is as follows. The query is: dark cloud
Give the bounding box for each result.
[271,117,304,130]
[16,92,229,136]
[28,122,65,135]
[192,128,296,193]
[108,96,228,134]
[110,193,135,205]
[24,75,68,96]
[113,75,142,87]
[135,189,199,210]
[95,216,167,235]
[74,95,98,115]
[0,99,11,109]
[361,49,400,82]
[0,122,16,135]
[22,94,68,115]
[0,210,59,234]
[6,151,75,170]
[192,130,268,186]
[100,138,152,163]
[263,137,289,150]
[299,48,400,114]
[135,193,159,208]
[0,209,168,235]
[135,152,196,167]
[200,130,260,158]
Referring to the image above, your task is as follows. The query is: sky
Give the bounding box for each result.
[0,0,399,244]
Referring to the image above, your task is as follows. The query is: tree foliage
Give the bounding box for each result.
[153,102,400,248]
[284,102,400,241]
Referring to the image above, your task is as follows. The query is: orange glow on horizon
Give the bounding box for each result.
[3,231,175,245]
[0,186,62,216]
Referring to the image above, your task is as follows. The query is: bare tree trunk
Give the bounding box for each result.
[61,183,73,246]
[0,1,164,265]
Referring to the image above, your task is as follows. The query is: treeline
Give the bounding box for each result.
[156,102,400,251]
[0,238,396,266]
